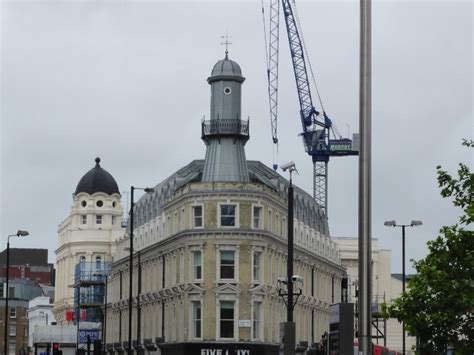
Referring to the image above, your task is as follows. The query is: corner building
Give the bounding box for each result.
[107,55,344,355]
[54,158,124,323]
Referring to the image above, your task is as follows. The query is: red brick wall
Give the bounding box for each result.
[0,266,52,285]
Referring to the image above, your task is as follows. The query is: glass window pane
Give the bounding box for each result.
[221,251,234,262]
[221,321,234,338]
[220,301,234,338]
[193,206,203,228]
[220,205,236,226]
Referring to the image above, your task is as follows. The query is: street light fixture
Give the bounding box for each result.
[384,219,422,355]
[4,230,29,355]
[128,186,153,355]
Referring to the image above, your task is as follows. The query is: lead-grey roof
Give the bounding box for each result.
[207,55,245,84]
[133,160,329,236]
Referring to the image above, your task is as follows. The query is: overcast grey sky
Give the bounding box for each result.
[1,1,472,274]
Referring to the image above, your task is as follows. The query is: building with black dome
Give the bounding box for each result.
[53,158,125,324]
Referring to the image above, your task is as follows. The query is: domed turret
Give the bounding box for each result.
[208,55,245,84]
[74,157,120,195]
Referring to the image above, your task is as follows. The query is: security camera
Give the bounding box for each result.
[291,275,302,282]
[277,276,287,284]
[281,161,296,172]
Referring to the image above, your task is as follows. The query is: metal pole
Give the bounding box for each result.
[311,266,314,346]
[358,0,372,352]
[402,225,406,355]
[128,186,134,355]
[104,275,108,354]
[77,284,80,352]
[119,271,122,344]
[137,250,141,349]
[161,256,165,339]
[287,179,294,323]
[4,239,10,355]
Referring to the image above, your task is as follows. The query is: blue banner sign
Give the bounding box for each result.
[79,329,101,344]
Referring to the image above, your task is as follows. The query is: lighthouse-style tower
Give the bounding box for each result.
[201,52,250,182]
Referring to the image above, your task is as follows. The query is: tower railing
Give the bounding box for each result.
[201,118,250,144]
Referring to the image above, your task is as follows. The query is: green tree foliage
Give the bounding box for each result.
[384,140,474,354]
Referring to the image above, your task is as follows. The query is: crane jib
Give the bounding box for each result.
[263,0,358,214]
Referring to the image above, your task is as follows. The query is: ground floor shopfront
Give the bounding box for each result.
[157,342,278,355]
[107,342,279,355]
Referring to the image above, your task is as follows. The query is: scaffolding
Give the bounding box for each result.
[73,261,108,323]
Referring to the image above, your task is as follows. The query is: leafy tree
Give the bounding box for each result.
[383,140,474,354]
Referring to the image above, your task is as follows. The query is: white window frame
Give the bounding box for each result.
[216,298,238,340]
[268,209,273,231]
[215,244,240,283]
[218,202,239,228]
[81,215,87,225]
[96,215,102,225]
[252,300,263,341]
[191,250,203,282]
[8,341,15,355]
[251,247,264,284]
[10,307,16,319]
[251,204,263,229]
[9,323,16,336]
[190,300,202,340]
[219,250,236,281]
[191,205,204,229]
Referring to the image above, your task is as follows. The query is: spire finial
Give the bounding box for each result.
[95,157,101,166]
[221,32,232,59]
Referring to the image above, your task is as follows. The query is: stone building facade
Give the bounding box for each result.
[106,54,345,355]
[53,158,124,324]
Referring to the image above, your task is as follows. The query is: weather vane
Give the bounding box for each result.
[221,32,232,58]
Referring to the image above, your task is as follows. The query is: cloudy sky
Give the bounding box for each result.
[1,0,472,274]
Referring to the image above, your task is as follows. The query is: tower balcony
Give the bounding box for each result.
[201,118,249,145]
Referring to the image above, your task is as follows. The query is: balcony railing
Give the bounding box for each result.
[201,119,249,144]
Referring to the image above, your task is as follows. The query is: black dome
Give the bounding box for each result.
[75,157,120,195]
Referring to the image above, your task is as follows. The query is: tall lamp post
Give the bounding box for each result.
[384,220,422,355]
[280,161,299,355]
[128,186,153,355]
[3,230,29,355]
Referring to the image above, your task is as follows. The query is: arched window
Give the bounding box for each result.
[80,256,86,271]
[96,256,102,270]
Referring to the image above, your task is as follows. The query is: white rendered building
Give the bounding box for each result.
[332,237,416,354]
[27,296,56,349]
[53,158,124,323]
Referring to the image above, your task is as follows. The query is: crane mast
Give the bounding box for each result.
[265,0,358,216]
[267,0,280,148]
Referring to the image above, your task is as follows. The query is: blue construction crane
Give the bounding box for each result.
[263,0,359,216]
